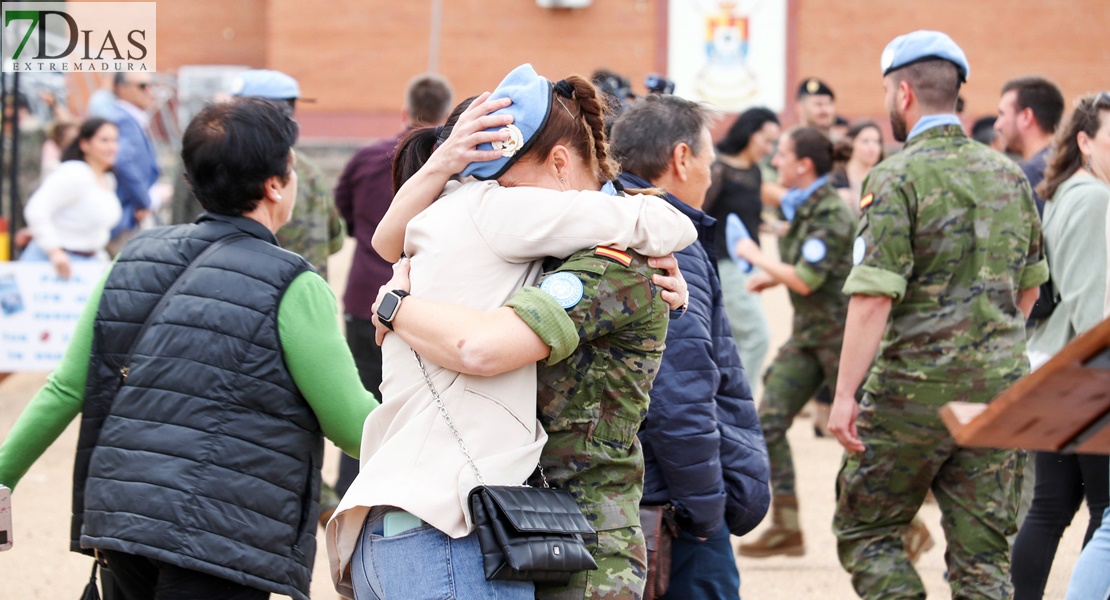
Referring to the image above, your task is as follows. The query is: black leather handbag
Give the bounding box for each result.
[413,351,598,584]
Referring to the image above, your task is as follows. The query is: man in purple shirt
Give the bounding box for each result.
[325,73,453,509]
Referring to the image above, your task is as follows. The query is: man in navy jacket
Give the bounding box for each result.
[106,72,161,252]
[611,94,770,599]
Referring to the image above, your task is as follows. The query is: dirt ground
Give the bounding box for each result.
[0,239,1087,598]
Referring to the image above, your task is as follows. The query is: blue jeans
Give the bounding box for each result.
[1065,504,1110,600]
[352,509,534,600]
[19,240,106,262]
[660,521,740,600]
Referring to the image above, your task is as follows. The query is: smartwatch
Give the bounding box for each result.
[376,290,410,331]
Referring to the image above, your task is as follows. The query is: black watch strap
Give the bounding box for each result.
[379,289,410,331]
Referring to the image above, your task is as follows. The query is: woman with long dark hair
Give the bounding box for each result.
[21,117,121,277]
[703,107,780,394]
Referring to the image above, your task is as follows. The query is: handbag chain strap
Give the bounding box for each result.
[412,349,550,489]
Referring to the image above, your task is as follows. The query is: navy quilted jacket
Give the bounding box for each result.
[623,173,771,538]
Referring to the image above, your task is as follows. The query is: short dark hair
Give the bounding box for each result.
[181,97,299,216]
[1001,76,1065,134]
[405,74,453,126]
[891,59,962,112]
[717,107,779,155]
[610,94,718,181]
[61,117,117,163]
[392,95,478,193]
[789,127,834,176]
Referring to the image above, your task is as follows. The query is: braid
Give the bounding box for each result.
[566,75,621,183]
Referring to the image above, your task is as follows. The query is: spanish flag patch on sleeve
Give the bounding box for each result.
[860,193,874,210]
[594,246,633,266]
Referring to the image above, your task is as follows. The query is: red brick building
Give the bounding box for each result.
[74,0,1110,140]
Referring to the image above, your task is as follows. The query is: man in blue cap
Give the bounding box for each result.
[233,69,345,280]
[827,30,1048,598]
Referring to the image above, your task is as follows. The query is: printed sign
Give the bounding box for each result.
[2,2,156,73]
[0,262,107,371]
[667,0,787,112]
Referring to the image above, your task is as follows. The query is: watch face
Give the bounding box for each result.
[377,292,402,322]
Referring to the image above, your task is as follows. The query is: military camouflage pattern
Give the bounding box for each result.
[514,248,668,600]
[760,342,841,497]
[834,383,1022,599]
[758,182,853,498]
[778,181,855,347]
[834,124,1046,599]
[275,152,345,278]
[846,125,1048,395]
[536,526,647,600]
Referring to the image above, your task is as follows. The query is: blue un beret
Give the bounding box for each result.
[881,30,970,83]
[232,69,304,100]
[462,64,554,180]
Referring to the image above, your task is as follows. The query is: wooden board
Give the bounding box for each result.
[941,317,1110,454]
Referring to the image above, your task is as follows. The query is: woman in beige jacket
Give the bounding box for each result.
[327,65,696,599]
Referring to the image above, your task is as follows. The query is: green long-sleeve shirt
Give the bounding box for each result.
[0,266,377,490]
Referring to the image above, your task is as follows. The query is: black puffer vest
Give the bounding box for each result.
[70,213,322,600]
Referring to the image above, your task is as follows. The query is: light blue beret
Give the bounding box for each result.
[462,64,554,180]
[232,69,303,100]
[881,30,970,83]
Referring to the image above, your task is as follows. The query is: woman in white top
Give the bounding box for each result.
[21,117,121,278]
[327,65,696,600]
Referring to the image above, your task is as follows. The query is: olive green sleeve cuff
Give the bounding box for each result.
[794,262,827,292]
[843,264,908,300]
[506,286,579,365]
[1019,258,1050,290]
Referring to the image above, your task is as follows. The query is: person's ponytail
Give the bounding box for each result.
[391,127,440,194]
[565,75,620,183]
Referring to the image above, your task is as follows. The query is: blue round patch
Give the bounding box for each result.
[802,238,827,263]
[540,272,585,310]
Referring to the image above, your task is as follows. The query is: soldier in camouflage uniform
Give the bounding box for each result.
[230,70,345,278]
[827,31,1049,599]
[733,127,856,558]
[506,246,671,600]
[275,152,344,278]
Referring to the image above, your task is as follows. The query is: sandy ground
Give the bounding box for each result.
[0,238,1088,598]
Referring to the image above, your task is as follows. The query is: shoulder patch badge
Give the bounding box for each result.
[540,272,585,309]
[593,246,632,267]
[802,238,827,263]
[853,236,866,265]
[860,193,874,210]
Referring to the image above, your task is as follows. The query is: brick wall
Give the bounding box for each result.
[76,0,1110,140]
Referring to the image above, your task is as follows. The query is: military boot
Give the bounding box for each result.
[738,496,805,557]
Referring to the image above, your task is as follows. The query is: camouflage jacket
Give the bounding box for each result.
[844,124,1049,394]
[275,152,345,279]
[778,181,855,349]
[508,247,669,532]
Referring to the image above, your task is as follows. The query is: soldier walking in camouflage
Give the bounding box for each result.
[231,70,345,278]
[732,127,855,558]
[827,31,1049,599]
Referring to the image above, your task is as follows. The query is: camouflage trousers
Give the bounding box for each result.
[834,385,1022,600]
[759,341,840,497]
[536,526,647,600]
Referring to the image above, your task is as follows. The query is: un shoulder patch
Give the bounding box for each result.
[540,273,585,310]
[802,238,827,263]
[853,236,866,266]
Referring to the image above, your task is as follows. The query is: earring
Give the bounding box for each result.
[796,167,804,175]
[276,194,283,200]
[559,177,566,184]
